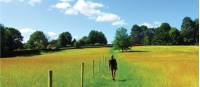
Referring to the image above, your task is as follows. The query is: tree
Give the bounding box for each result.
[194,18,199,44]
[74,41,80,48]
[169,28,181,45]
[1,25,6,52]
[0,25,23,57]
[153,23,171,45]
[130,25,155,45]
[98,32,107,44]
[113,27,132,52]
[130,24,143,45]
[142,28,155,45]
[47,40,58,50]
[1,26,23,51]
[79,36,90,46]
[88,30,107,45]
[88,30,98,44]
[180,17,195,45]
[28,31,48,49]
[23,43,32,49]
[57,32,72,47]
[140,25,148,45]
[71,39,76,46]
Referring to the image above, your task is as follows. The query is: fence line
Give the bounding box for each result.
[47,55,109,87]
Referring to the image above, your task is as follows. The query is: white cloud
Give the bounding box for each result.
[154,21,161,26]
[96,13,120,22]
[139,21,161,28]
[65,8,78,15]
[52,0,125,26]
[140,22,154,28]
[112,20,126,26]
[68,0,103,16]
[18,28,36,42]
[0,0,42,6]
[47,32,58,40]
[54,1,71,10]
[19,28,35,33]
[28,0,42,6]
[96,13,125,26]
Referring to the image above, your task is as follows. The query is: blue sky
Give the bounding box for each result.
[0,0,198,43]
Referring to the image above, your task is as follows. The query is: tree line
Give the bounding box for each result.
[0,16,199,56]
[130,17,198,45]
[113,17,199,51]
[0,25,107,57]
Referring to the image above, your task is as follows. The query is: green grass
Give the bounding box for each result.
[0,46,198,87]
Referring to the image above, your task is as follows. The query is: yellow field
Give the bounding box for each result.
[0,48,110,87]
[118,46,198,87]
[0,46,198,87]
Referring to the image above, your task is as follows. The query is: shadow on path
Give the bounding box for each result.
[117,79,127,82]
[126,50,149,53]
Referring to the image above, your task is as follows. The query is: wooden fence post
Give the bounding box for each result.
[104,56,107,70]
[99,60,101,73]
[102,56,104,72]
[93,60,94,78]
[103,56,105,72]
[81,62,84,87]
[105,56,107,71]
[103,55,105,67]
[104,56,106,67]
[48,70,53,87]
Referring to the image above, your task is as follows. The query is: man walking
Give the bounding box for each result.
[109,55,117,81]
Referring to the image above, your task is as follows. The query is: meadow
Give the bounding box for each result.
[0,46,198,87]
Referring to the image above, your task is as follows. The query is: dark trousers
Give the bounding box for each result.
[111,69,116,80]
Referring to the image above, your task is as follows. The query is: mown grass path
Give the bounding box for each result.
[90,48,165,87]
[91,46,198,87]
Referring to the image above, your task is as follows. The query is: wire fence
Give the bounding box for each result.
[47,55,110,87]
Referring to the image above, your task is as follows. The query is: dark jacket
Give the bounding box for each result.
[109,58,117,70]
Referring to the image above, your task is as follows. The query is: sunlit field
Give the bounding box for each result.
[0,46,198,87]
[118,46,198,87]
[0,48,110,87]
